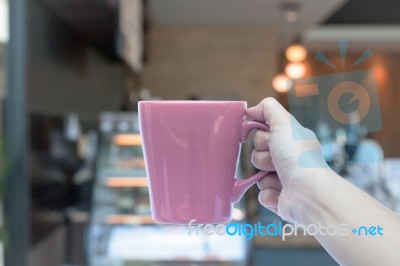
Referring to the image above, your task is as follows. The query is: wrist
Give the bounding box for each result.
[289,167,339,226]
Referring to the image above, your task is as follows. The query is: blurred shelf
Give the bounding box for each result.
[105,214,155,225]
[103,226,247,263]
[253,234,320,248]
[105,177,147,187]
[113,134,142,146]
[89,112,248,265]
[100,168,147,179]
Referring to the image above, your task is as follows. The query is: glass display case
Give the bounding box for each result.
[87,112,249,266]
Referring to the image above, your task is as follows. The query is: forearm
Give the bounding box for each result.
[293,168,400,266]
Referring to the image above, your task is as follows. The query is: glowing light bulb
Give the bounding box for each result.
[285,63,306,79]
[286,44,307,63]
[272,74,292,93]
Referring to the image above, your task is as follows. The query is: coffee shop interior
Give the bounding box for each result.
[1,0,400,265]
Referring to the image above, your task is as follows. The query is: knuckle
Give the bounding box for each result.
[261,98,274,111]
[262,97,277,106]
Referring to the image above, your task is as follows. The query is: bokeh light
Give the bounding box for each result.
[272,73,292,93]
[286,44,307,63]
[285,63,306,79]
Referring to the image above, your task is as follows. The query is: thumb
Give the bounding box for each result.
[247,98,290,131]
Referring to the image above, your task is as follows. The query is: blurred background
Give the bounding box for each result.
[1,0,400,265]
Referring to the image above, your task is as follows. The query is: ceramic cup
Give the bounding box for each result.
[139,101,269,224]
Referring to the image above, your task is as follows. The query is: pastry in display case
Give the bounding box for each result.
[88,112,249,266]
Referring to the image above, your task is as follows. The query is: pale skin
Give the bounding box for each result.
[247,97,400,266]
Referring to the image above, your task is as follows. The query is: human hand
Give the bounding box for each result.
[248,98,400,266]
[247,98,332,223]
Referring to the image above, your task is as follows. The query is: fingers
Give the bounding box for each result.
[257,173,282,191]
[258,188,280,211]
[251,150,275,171]
[258,173,281,214]
[254,130,270,151]
[247,97,290,131]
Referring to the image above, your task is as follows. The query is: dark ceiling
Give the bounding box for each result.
[324,0,400,24]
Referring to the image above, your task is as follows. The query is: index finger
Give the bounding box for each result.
[246,97,290,130]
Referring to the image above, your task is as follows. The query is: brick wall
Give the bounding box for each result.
[142,26,277,107]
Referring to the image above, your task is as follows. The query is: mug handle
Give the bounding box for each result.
[231,120,270,203]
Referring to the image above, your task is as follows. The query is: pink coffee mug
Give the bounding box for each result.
[138,101,269,224]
